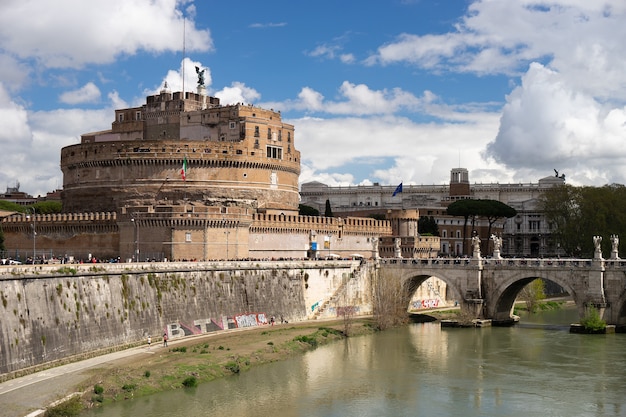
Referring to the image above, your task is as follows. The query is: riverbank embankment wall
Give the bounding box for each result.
[0,260,372,379]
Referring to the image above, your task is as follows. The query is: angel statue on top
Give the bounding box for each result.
[195,66,205,87]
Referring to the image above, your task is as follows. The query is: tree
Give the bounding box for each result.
[418,216,439,235]
[446,199,492,255]
[476,200,517,253]
[540,184,626,257]
[324,199,333,217]
[518,278,545,313]
[299,204,320,216]
[29,201,62,214]
[0,200,24,213]
[446,199,516,254]
[372,268,410,330]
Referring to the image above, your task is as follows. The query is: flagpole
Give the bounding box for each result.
[182,17,186,97]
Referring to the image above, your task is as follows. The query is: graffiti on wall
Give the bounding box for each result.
[334,306,359,316]
[165,312,269,339]
[411,299,441,309]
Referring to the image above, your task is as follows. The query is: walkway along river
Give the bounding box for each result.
[81,306,626,417]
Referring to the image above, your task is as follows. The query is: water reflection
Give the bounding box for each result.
[83,309,626,417]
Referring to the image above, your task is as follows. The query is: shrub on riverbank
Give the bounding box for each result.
[580,307,606,332]
[79,319,377,410]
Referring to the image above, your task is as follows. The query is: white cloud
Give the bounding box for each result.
[59,82,101,105]
[214,82,261,106]
[0,0,212,69]
[293,109,503,187]
[485,63,626,186]
[0,81,117,196]
[366,0,626,99]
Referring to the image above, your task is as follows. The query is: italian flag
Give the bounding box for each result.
[180,156,187,181]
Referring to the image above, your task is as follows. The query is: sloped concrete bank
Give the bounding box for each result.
[0,260,370,379]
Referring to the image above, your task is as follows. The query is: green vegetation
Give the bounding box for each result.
[418,216,439,235]
[580,307,606,332]
[519,279,546,313]
[44,395,82,417]
[298,204,320,216]
[541,184,626,257]
[446,199,517,255]
[324,199,333,217]
[182,376,198,387]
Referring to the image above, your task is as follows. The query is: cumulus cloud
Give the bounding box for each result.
[0,81,117,196]
[293,110,503,187]
[485,63,626,185]
[214,82,261,106]
[59,82,101,105]
[366,0,626,99]
[0,0,212,70]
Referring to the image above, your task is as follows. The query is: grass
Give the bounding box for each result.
[76,318,378,410]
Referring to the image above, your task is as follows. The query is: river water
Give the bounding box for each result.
[83,307,626,417]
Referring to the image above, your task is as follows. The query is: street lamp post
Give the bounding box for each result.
[224,230,230,260]
[131,217,139,262]
[27,208,36,264]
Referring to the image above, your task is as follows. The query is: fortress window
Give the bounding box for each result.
[185,232,192,242]
[254,126,260,137]
[236,149,243,155]
[278,131,282,141]
[118,113,124,122]
[267,128,272,139]
[230,122,236,129]
[287,132,291,142]
[266,145,282,159]
[135,111,141,120]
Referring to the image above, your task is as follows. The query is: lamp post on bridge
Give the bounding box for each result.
[26,208,36,264]
[131,216,139,262]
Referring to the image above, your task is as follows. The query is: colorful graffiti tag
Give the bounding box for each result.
[164,312,270,340]
[411,299,441,309]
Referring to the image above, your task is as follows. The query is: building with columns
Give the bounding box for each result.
[300,168,565,257]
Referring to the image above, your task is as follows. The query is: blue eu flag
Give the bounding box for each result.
[392,183,403,197]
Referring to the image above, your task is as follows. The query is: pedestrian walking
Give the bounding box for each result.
[147,335,151,348]
[163,332,168,347]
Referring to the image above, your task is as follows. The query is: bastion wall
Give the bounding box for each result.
[0,260,369,379]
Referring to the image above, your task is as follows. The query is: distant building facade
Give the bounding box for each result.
[300,168,566,257]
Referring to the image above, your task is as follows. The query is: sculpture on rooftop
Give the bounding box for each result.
[195,66,205,87]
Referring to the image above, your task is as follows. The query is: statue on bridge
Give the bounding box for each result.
[394,237,402,258]
[371,237,379,259]
[472,235,481,259]
[610,234,620,260]
[491,234,503,260]
[593,235,603,260]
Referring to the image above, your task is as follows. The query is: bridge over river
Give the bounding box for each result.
[379,256,626,326]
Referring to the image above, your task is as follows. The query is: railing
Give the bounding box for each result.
[379,257,626,269]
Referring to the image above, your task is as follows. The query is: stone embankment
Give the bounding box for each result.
[0,260,371,379]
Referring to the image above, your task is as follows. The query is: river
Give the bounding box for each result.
[82,307,626,417]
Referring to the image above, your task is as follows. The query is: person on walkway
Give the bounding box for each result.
[147,335,151,349]
[163,332,168,347]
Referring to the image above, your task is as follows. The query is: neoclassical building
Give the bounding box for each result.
[300,168,566,257]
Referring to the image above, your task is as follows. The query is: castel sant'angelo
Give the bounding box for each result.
[3,75,399,262]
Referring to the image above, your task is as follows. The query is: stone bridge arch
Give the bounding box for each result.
[483,270,582,324]
[400,271,463,306]
[381,260,482,317]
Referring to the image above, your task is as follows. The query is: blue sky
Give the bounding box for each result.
[1,0,626,197]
